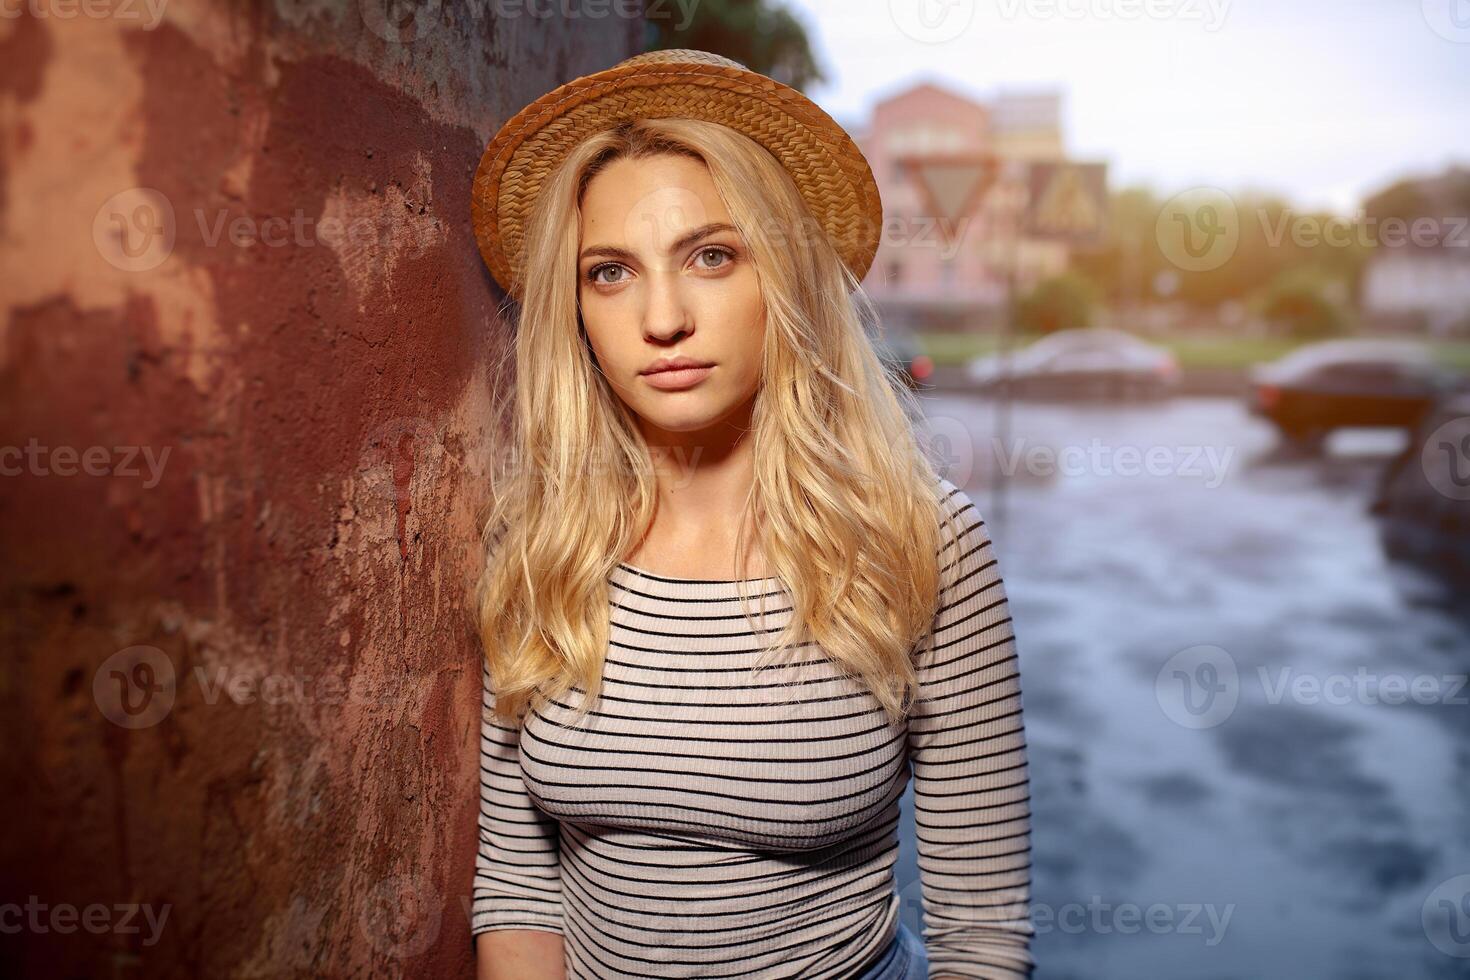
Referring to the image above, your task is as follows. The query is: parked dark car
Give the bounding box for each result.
[876,330,934,389]
[1248,339,1467,452]
[1371,392,1470,604]
[965,327,1180,400]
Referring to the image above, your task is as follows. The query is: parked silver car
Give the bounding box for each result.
[966,327,1181,399]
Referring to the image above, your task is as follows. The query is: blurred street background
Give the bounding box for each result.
[688,1,1470,976]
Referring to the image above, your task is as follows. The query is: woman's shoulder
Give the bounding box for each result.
[931,473,979,525]
[932,473,963,504]
[927,474,994,587]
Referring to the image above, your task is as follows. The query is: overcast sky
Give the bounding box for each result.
[786,0,1470,213]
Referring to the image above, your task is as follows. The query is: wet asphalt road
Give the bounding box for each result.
[890,394,1470,980]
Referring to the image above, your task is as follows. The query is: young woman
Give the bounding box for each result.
[468,50,1035,980]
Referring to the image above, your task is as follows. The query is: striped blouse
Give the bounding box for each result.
[472,479,1036,978]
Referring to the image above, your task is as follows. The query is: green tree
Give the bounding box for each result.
[1363,166,1470,227]
[1074,185,1376,319]
[643,0,824,92]
[1071,186,1169,308]
[1016,273,1098,335]
[1255,268,1348,340]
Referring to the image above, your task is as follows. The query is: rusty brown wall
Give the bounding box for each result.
[0,3,641,976]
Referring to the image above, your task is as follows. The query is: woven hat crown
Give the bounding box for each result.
[471,47,883,299]
[616,48,748,71]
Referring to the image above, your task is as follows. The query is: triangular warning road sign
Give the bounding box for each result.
[907,155,1002,248]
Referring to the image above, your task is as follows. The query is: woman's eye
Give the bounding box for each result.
[589,264,626,285]
[694,247,732,270]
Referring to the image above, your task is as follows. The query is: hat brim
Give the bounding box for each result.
[472,58,883,299]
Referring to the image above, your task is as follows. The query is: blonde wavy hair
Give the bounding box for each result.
[475,117,966,728]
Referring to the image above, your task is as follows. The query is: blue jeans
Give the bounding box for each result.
[851,922,928,980]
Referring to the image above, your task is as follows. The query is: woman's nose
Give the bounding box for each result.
[642,271,692,341]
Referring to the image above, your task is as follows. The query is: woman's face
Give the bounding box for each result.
[577,153,765,438]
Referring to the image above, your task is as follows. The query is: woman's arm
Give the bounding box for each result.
[476,929,566,980]
[471,662,567,979]
[908,481,1036,978]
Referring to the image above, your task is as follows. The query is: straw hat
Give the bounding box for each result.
[471,48,883,300]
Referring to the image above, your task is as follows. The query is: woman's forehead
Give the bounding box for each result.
[579,155,735,254]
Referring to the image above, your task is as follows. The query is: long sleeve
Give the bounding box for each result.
[908,482,1036,978]
[470,662,565,938]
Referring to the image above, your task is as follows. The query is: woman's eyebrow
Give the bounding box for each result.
[578,221,739,263]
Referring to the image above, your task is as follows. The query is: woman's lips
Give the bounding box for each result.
[640,365,714,390]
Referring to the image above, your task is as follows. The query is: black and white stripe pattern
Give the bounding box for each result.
[473,479,1035,978]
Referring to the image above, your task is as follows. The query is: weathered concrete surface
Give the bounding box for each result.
[0,3,639,976]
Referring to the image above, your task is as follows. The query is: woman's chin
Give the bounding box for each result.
[639,410,722,434]
[632,400,744,437]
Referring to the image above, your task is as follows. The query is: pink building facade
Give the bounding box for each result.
[854,82,1075,333]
